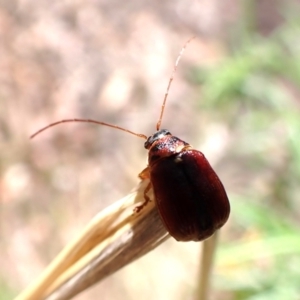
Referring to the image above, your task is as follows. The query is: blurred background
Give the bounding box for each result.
[1,0,300,299]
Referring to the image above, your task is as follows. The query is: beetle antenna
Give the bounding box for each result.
[30,119,148,140]
[31,38,195,140]
[156,37,195,131]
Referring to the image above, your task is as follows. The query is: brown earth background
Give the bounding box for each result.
[1,1,300,300]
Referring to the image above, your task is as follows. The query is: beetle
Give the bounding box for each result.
[31,38,230,242]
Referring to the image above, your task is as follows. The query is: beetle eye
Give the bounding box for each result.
[144,137,152,149]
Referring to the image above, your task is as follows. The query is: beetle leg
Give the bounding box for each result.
[134,182,152,213]
[135,166,152,213]
[134,167,152,213]
[138,166,150,180]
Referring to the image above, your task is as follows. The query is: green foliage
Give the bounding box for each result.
[192,6,300,300]
[0,278,16,300]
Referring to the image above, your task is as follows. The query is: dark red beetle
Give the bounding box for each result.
[138,129,230,241]
[31,38,230,242]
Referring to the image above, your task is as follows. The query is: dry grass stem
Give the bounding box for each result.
[15,179,169,300]
[196,233,218,300]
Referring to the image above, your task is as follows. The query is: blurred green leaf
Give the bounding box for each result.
[192,6,300,300]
